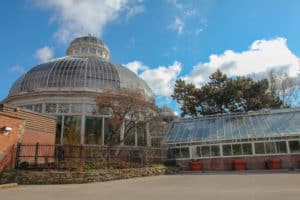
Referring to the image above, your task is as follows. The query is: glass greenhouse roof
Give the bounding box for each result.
[6,36,154,103]
[8,56,153,102]
[164,109,300,144]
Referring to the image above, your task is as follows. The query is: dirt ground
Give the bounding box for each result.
[1,173,300,200]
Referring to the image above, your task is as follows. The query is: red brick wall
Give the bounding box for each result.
[0,106,56,170]
[1,105,56,135]
[0,114,25,170]
[20,129,56,164]
[177,155,300,171]
[22,128,55,145]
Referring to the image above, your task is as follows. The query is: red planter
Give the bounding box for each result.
[267,159,281,170]
[233,160,246,170]
[190,161,201,171]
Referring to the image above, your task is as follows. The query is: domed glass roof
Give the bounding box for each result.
[8,36,154,102]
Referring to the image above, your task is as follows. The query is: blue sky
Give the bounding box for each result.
[1,0,300,113]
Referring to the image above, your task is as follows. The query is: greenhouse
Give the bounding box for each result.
[165,108,300,170]
[3,35,156,146]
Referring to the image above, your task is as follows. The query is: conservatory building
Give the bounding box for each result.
[165,109,300,170]
[3,36,155,146]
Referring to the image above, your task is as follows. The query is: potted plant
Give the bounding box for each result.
[266,158,281,170]
[233,159,246,170]
[189,160,201,171]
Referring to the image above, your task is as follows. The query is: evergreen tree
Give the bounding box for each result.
[172,70,283,117]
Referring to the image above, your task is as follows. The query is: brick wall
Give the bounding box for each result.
[177,155,300,171]
[22,129,55,145]
[0,104,57,171]
[1,105,56,135]
[0,113,25,170]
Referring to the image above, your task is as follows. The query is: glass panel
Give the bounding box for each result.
[63,115,81,144]
[196,146,201,157]
[242,143,253,155]
[71,104,82,113]
[82,47,88,53]
[90,48,96,54]
[73,48,80,54]
[223,118,232,140]
[223,144,232,156]
[168,148,180,159]
[123,120,135,146]
[276,141,287,154]
[104,118,119,145]
[34,104,42,113]
[289,140,300,153]
[85,117,102,145]
[180,148,190,158]
[86,104,97,114]
[265,142,276,154]
[137,124,146,146]
[211,145,220,156]
[24,105,33,110]
[55,116,62,144]
[58,103,70,113]
[255,143,265,154]
[45,103,57,113]
[167,148,189,159]
[201,146,210,157]
[165,112,300,144]
[151,138,161,147]
[99,107,112,115]
[232,144,243,155]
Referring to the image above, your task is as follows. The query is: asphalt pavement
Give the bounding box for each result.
[1,173,300,200]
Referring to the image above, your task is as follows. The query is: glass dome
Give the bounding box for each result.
[3,35,156,147]
[7,36,154,102]
[66,35,110,60]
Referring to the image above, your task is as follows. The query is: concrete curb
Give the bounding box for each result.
[0,183,18,189]
[182,169,300,175]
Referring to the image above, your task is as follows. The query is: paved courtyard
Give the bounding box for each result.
[1,173,300,200]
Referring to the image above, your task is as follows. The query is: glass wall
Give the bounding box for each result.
[196,145,220,157]
[63,116,81,144]
[124,120,135,146]
[104,118,116,145]
[55,116,62,144]
[21,102,150,146]
[254,141,287,155]
[289,140,300,153]
[167,140,298,160]
[151,138,162,147]
[85,117,102,145]
[137,124,146,146]
[165,111,300,143]
[168,147,189,159]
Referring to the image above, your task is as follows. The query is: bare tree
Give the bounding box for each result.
[96,89,158,146]
[96,89,159,168]
[268,70,298,107]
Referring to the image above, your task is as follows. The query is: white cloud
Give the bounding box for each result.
[33,0,144,42]
[168,17,184,34]
[9,65,26,74]
[123,61,148,74]
[124,5,145,21]
[34,46,54,62]
[167,0,184,9]
[167,0,206,35]
[124,61,182,96]
[183,37,299,87]
[195,28,203,35]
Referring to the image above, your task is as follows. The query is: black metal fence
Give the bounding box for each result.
[15,143,167,171]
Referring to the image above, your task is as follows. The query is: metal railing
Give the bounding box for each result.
[14,143,167,171]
